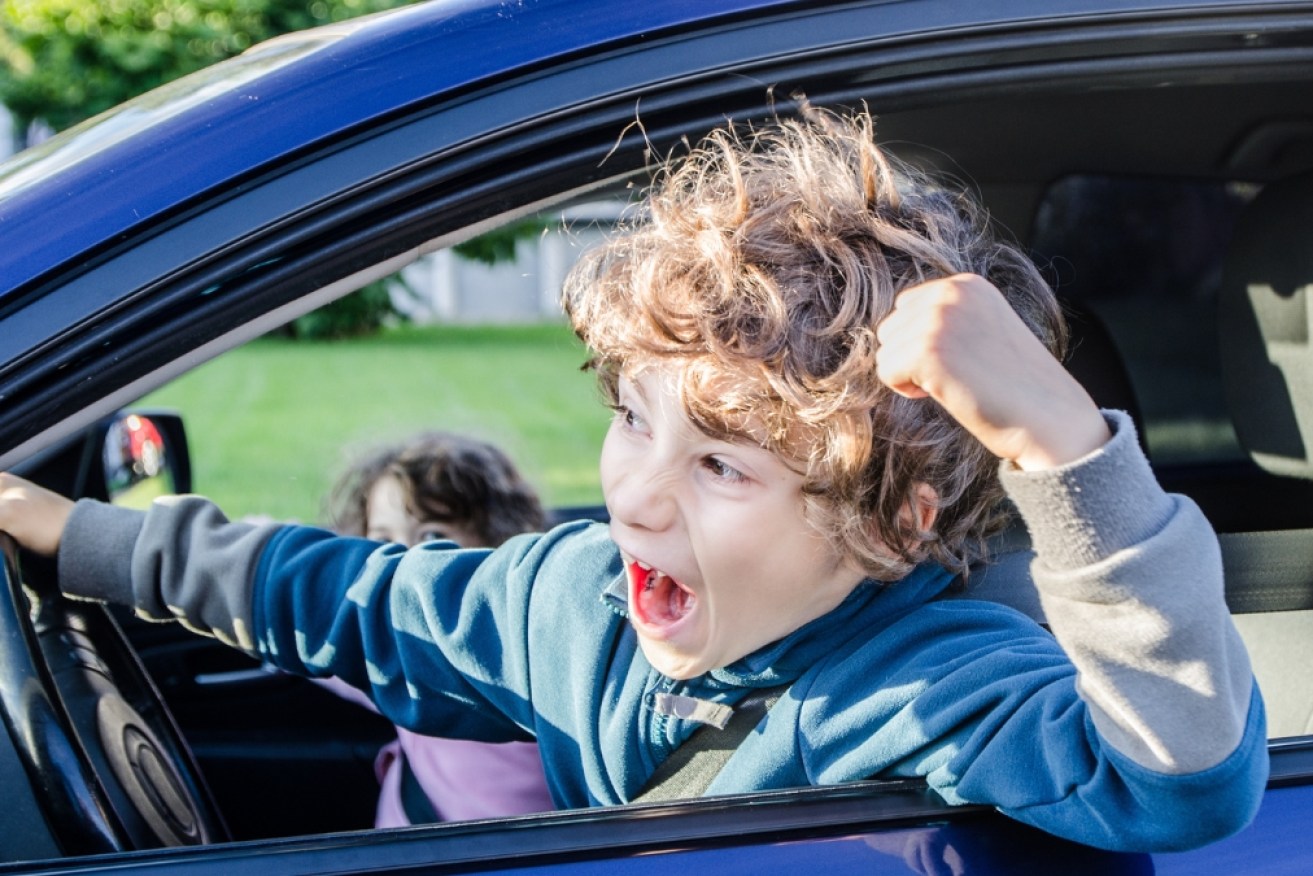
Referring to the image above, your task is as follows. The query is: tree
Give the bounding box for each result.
[0,0,413,135]
[452,218,551,266]
[0,0,547,336]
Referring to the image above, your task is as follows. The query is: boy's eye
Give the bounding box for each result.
[612,403,647,433]
[702,456,746,483]
[417,528,449,543]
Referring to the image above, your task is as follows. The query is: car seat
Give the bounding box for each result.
[1217,170,1313,739]
[1062,300,1145,442]
[962,180,1313,739]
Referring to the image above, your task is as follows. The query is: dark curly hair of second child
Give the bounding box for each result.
[324,431,547,549]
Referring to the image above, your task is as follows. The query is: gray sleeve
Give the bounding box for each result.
[58,496,281,655]
[1000,410,1255,775]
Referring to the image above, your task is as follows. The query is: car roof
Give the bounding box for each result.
[0,0,792,298]
[0,0,1293,307]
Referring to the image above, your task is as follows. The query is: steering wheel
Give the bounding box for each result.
[0,534,228,855]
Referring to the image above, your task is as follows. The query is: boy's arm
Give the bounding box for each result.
[0,476,301,655]
[1000,409,1256,774]
[875,274,1110,470]
[876,275,1262,779]
[60,496,283,653]
[0,477,541,741]
[114,496,574,744]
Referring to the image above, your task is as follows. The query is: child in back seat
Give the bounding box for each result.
[318,432,553,826]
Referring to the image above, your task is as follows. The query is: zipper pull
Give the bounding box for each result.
[649,692,734,729]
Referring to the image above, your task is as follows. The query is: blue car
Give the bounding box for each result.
[2,0,1312,872]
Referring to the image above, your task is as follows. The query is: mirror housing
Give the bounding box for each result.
[92,410,193,505]
[12,409,192,503]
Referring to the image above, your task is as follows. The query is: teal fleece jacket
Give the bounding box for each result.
[58,412,1267,852]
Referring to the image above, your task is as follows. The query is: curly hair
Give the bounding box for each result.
[563,105,1065,581]
[324,432,547,547]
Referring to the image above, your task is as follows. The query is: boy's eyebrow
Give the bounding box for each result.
[620,373,650,402]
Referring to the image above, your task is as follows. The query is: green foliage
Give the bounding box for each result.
[0,0,414,132]
[285,278,400,340]
[0,0,421,337]
[453,218,551,266]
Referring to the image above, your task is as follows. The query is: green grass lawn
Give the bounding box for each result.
[138,322,611,523]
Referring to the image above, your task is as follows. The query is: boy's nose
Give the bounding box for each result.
[608,463,677,533]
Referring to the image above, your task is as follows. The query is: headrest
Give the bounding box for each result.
[1062,300,1143,440]
[1219,173,1313,478]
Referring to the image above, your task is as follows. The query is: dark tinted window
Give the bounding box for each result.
[1030,175,1256,465]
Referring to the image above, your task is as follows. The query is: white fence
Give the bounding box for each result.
[1,107,14,160]
[396,201,624,325]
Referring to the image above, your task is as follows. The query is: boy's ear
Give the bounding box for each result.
[904,483,938,534]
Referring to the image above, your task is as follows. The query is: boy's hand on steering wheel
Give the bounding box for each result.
[875,273,1111,471]
[0,472,75,557]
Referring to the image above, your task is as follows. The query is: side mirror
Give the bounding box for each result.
[98,411,192,507]
[10,409,192,503]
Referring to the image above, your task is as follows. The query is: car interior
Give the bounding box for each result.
[964,166,1313,738]
[103,114,1313,838]
[3,6,1313,862]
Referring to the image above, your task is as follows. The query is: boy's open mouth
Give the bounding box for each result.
[629,560,696,632]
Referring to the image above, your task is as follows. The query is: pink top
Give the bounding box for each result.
[373,732,552,826]
[318,677,554,826]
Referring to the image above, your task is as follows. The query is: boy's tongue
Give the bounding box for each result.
[630,561,695,626]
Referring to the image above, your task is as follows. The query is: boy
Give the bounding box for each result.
[0,106,1266,852]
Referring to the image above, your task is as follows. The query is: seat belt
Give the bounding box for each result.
[632,684,789,803]
[970,525,1313,619]
[1218,530,1313,613]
